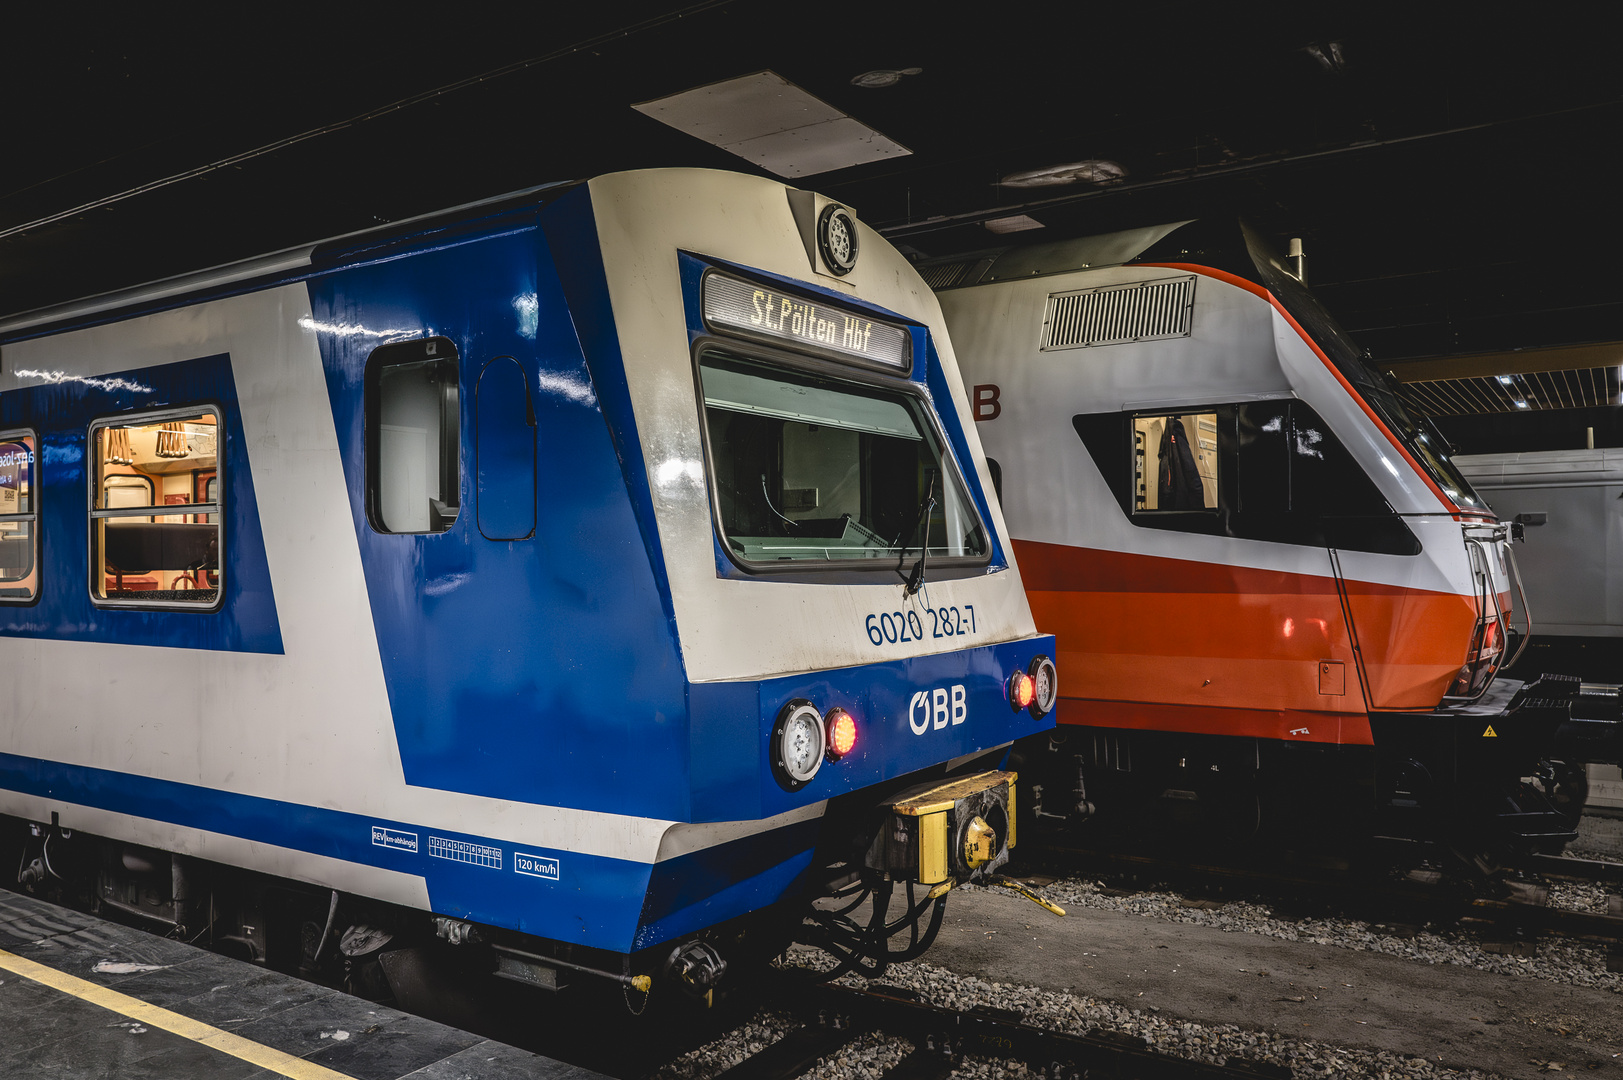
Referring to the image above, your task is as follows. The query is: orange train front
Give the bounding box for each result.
[932,219,1618,853]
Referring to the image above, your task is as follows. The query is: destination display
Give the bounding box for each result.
[703,272,911,372]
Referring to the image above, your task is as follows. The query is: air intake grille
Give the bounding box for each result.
[1042,275,1195,350]
[918,259,979,290]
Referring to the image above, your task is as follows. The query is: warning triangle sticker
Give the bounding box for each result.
[1483,725,1499,737]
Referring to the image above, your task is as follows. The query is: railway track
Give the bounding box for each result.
[700,976,1292,1080]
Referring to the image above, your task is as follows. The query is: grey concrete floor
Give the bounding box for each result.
[919,872,1622,1080]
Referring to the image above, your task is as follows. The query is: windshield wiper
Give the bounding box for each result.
[895,472,937,596]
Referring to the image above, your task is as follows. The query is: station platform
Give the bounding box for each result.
[0,891,603,1080]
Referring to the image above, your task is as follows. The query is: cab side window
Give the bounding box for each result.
[1074,400,1418,555]
[366,337,461,534]
[0,431,38,602]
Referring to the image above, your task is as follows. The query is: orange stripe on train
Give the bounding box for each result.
[1016,540,1475,717]
[1059,697,1374,746]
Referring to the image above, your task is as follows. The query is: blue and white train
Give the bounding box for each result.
[0,169,1057,997]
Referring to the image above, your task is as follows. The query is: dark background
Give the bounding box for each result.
[3,5,1614,450]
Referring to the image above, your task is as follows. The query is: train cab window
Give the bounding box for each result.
[0,431,39,602]
[1076,400,1419,555]
[89,409,222,607]
[1133,413,1218,512]
[698,351,988,567]
[367,337,460,534]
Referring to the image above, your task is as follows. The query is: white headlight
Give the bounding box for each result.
[772,701,826,789]
[1028,655,1058,718]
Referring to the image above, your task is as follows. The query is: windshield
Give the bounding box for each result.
[1242,225,1488,513]
[698,351,988,566]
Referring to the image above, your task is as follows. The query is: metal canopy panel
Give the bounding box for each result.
[633,70,910,178]
[1400,366,1623,416]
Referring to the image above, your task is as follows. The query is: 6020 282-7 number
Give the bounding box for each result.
[865,605,977,646]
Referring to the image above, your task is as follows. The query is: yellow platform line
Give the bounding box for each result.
[0,946,356,1080]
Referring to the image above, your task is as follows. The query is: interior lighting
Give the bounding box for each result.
[1515,400,1530,409]
[825,708,858,759]
[103,428,133,466]
[1497,375,1515,384]
[155,422,190,458]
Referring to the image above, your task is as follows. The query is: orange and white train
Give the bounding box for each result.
[930,219,1602,852]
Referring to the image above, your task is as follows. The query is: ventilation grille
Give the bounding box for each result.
[1042,275,1195,350]
[918,259,979,290]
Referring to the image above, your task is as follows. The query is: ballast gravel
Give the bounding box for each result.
[654,1012,797,1080]
[800,1030,910,1080]
[1545,878,1613,914]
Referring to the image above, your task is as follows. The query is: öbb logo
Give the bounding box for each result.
[909,685,967,735]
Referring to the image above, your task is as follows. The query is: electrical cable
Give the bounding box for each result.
[0,1,736,243]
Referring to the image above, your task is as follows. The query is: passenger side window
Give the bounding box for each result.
[367,337,460,534]
[1074,400,1418,555]
[90,409,222,607]
[0,431,38,602]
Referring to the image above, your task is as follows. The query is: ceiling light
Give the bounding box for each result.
[1497,375,1515,384]
[850,67,921,89]
[984,214,1045,234]
[1303,41,1349,75]
[634,71,911,178]
[1000,160,1127,188]
[1514,400,1530,409]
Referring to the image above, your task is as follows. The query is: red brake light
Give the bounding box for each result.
[826,708,857,759]
[1009,671,1035,711]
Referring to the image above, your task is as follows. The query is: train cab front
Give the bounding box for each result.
[745,643,1059,984]
[1378,518,1623,854]
[555,171,1060,996]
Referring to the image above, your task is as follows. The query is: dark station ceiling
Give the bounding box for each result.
[3,6,1616,447]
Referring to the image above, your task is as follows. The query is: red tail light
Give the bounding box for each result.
[826,708,857,759]
[1009,671,1036,711]
[1450,613,1507,697]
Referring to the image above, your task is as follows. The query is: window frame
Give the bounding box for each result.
[363,336,462,536]
[691,335,992,581]
[0,426,40,606]
[1074,399,1420,556]
[86,404,226,612]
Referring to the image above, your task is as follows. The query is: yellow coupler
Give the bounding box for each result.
[865,769,1065,917]
[868,770,1016,891]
